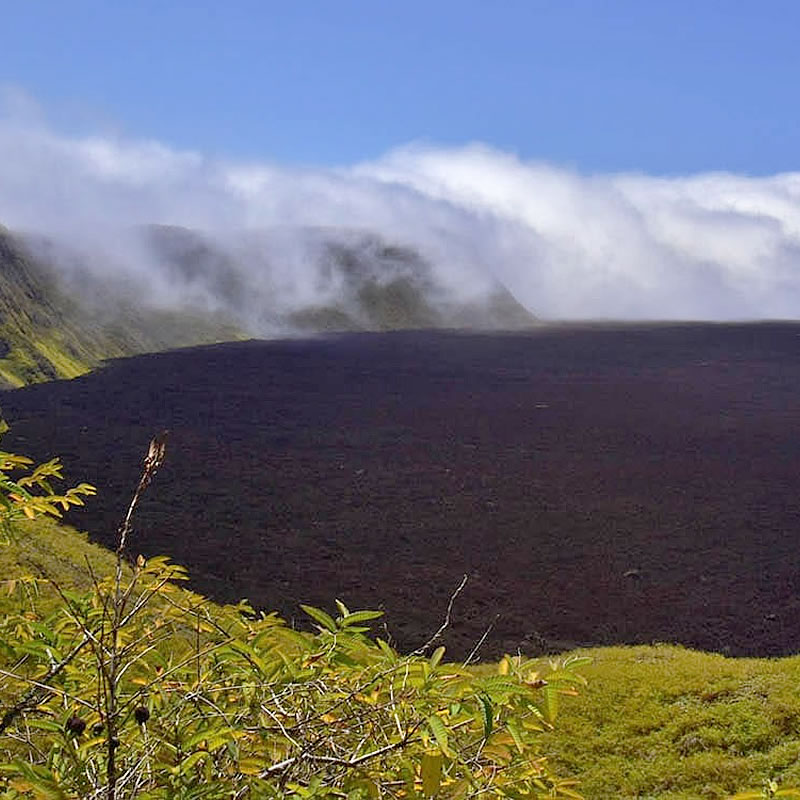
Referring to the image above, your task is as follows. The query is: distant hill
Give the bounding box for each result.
[0,225,243,387]
[0,222,536,388]
[139,224,536,333]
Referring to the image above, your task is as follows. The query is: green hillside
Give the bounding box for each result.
[0,517,121,616]
[284,234,536,332]
[0,227,121,387]
[0,226,245,388]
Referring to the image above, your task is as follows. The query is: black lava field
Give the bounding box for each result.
[4,324,800,659]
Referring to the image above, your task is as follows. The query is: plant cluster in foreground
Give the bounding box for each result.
[5,429,800,799]
[0,432,588,798]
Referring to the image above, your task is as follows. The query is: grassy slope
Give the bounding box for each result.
[0,517,121,617]
[0,229,120,387]
[539,645,800,799]
[0,226,244,389]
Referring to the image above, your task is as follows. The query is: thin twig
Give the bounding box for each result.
[412,573,468,655]
[463,614,500,666]
[106,431,167,800]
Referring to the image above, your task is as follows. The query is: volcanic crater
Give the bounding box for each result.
[3,323,800,659]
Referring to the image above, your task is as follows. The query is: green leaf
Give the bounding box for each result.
[334,599,351,617]
[506,720,525,754]
[429,646,446,670]
[24,719,62,733]
[376,637,397,660]
[426,714,452,757]
[478,694,493,740]
[76,736,106,756]
[477,675,522,697]
[562,655,592,670]
[300,604,337,632]
[10,762,66,800]
[179,751,213,772]
[540,684,560,724]
[421,751,443,796]
[341,609,384,626]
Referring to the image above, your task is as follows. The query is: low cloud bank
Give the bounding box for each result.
[1,92,799,321]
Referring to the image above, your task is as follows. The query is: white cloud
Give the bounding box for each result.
[1,89,799,321]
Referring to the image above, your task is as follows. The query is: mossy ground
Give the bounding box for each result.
[538,644,800,799]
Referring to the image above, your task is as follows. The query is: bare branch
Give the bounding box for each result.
[412,573,468,655]
[464,614,500,666]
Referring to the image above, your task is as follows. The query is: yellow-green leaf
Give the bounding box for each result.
[427,714,452,757]
[421,751,443,797]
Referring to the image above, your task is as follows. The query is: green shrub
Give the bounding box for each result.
[0,433,587,798]
[0,419,95,540]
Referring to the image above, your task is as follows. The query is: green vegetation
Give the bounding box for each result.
[0,424,100,619]
[1,338,800,797]
[0,227,113,386]
[0,434,587,798]
[0,516,120,618]
[11,510,800,800]
[539,646,800,799]
[0,227,244,388]
[4,428,800,798]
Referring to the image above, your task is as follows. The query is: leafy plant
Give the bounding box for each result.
[0,419,95,542]
[0,432,587,798]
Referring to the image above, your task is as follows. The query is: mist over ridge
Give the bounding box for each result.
[1,92,800,322]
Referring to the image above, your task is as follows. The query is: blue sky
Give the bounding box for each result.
[3,0,799,174]
[2,1,800,321]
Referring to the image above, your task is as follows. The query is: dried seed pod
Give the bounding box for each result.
[134,706,150,725]
[65,715,86,736]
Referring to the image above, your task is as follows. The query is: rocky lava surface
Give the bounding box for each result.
[3,324,800,658]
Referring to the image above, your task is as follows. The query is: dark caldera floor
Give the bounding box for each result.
[3,324,800,658]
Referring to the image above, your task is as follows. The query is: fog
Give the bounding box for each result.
[2,92,799,322]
